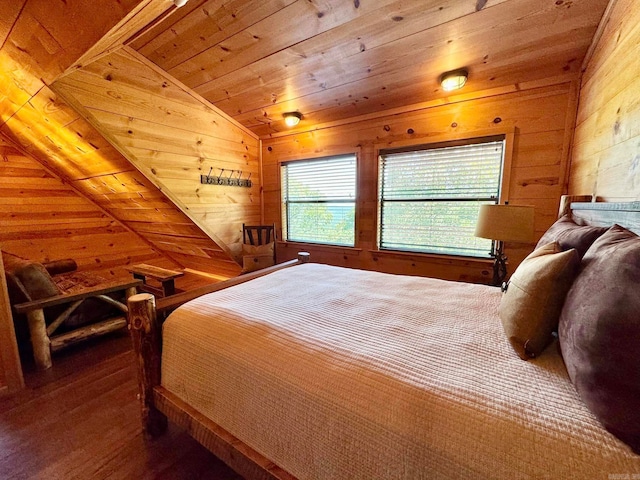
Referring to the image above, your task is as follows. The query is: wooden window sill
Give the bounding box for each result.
[277,241,362,256]
[370,249,495,266]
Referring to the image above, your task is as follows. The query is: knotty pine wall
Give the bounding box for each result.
[263,82,578,283]
[569,0,640,200]
[0,135,161,280]
[0,79,240,277]
[1,1,242,277]
[53,47,261,263]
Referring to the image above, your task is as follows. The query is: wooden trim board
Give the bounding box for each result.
[0,251,25,394]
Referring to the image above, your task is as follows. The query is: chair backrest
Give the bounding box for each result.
[242,224,276,246]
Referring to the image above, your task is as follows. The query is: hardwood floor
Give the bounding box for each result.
[0,332,244,480]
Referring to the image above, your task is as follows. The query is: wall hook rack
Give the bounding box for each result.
[200,167,252,187]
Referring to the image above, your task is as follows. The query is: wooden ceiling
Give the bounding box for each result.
[130,0,611,137]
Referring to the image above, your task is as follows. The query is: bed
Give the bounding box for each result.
[128,195,640,479]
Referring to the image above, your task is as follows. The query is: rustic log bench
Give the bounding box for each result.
[127,264,184,298]
[14,279,141,370]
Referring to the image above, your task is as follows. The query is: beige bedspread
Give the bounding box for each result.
[162,263,640,479]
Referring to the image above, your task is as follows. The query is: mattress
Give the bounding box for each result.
[161,263,640,479]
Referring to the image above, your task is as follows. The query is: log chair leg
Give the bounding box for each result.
[128,292,167,437]
[26,308,52,370]
[125,286,138,300]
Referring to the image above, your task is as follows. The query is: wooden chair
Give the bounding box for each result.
[241,224,277,272]
[242,224,276,247]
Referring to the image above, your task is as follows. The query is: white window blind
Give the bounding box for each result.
[282,154,356,246]
[379,139,504,257]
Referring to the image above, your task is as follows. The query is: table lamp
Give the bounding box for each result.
[474,204,535,286]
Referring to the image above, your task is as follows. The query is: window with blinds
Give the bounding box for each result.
[379,137,505,257]
[281,154,357,246]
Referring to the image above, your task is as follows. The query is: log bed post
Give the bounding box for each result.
[128,253,310,441]
[127,292,167,437]
[558,194,593,218]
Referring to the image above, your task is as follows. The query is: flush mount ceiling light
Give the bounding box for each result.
[283,111,302,127]
[173,0,189,7]
[440,68,469,92]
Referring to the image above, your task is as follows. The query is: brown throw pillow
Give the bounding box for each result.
[558,225,640,454]
[2,252,61,303]
[536,214,607,258]
[499,242,580,360]
[241,242,275,273]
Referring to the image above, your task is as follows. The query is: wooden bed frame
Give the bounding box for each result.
[127,196,640,480]
[128,253,310,480]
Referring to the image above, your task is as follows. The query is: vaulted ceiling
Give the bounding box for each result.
[129,0,610,136]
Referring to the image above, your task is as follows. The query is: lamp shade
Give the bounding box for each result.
[475,204,535,243]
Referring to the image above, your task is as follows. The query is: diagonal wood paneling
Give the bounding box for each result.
[52,47,261,264]
[0,0,245,278]
[1,86,241,276]
[0,134,162,279]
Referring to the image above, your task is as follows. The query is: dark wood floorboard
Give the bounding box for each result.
[0,332,244,480]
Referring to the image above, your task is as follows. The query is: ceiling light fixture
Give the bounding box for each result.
[173,0,189,7]
[440,68,469,92]
[283,111,302,127]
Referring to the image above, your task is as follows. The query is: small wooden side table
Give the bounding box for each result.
[127,264,184,298]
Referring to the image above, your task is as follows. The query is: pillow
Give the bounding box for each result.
[558,225,640,453]
[1,252,61,303]
[536,214,607,258]
[499,242,580,360]
[241,242,275,274]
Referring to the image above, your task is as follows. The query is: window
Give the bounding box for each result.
[378,137,505,257]
[281,154,357,246]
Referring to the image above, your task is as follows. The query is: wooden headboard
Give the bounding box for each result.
[559,194,640,235]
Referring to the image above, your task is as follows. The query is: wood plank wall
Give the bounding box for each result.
[262,82,578,283]
[0,251,24,395]
[0,78,240,277]
[569,0,640,200]
[0,135,161,280]
[1,1,243,278]
[53,47,262,263]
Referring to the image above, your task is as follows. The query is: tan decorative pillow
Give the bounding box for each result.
[241,242,275,273]
[499,242,580,360]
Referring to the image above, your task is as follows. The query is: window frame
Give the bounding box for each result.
[375,129,515,259]
[280,152,359,248]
